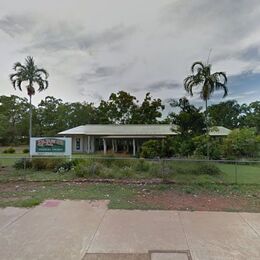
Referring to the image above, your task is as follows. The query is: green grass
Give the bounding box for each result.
[0,182,259,209]
[0,169,78,182]
[0,156,259,184]
[217,163,260,184]
[0,183,140,209]
[0,164,259,184]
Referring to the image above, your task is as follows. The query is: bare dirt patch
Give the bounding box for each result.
[0,181,259,212]
[134,190,257,212]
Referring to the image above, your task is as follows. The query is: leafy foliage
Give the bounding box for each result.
[140,140,162,158]
[10,56,49,97]
[192,135,222,159]
[14,158,32,169]
[168,97,205,137]
[3,147,16,154]
[208,100,241,129]
[222,128,259,158]
[184,61,228,102]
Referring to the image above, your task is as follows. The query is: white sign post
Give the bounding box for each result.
[30,137,72,158]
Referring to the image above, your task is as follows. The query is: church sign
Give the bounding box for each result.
[30,137,71,156]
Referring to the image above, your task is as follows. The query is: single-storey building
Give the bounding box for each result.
[58,124,231,155]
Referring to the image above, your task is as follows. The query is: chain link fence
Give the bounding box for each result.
[0,155,259,184]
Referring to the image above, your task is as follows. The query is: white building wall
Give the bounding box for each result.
[72,135,95,153]
[72,135,83,153]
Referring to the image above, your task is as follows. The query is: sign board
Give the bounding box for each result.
[30,137,72,156]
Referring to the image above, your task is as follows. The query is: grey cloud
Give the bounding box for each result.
[130,80,181,93]
[0,15,35,37]
[78,25,136,50]
[239,45,260,61]
[146,80,181,91]
[21,23,136,53]
[214,44,260,63]
[161,0,260,43]
[78,87,103,101]
[77,62,133,84]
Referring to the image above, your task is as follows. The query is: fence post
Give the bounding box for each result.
[161,158,164,177]
[23,158,26,170]
[235,161,238,184]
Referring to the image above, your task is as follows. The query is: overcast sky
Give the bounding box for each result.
[0,0,260,108]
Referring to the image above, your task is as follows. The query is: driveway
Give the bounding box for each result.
[0,200,259,259]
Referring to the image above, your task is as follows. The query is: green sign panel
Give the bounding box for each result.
[36,138,65,153]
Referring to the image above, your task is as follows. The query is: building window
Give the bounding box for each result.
[76,138,81,150]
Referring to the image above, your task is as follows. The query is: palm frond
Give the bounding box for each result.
[215,82,228,97]
[35,68,49,79]
[191,61,205,73]
[13,62,26,71]
[10,56,49,95]
[214,72,227,84]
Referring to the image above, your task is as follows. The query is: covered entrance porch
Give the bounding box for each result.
[101,136,165,156]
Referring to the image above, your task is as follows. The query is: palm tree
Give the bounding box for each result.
[184,61,228,158]
[10,56,49,143]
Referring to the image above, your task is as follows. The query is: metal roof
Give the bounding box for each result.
[58,124,178,136]
[58,124,231,137]
[209,126,231,136]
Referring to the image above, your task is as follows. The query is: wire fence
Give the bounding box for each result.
[0,155,259,185]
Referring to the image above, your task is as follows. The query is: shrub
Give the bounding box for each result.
[23,148,29,154]
[192,163,221,175]
[74,160,104,178]
[31,158,65,171]
[134,159,150,172]
[31,158,47,170]
[13,158,32,170]
[3,147,16,154]
[168,161,221,176]
[222,128,259,158]
[117,166,135,178]
[140,140,162,158]
[192,135,222,159]
[55,159,81,173]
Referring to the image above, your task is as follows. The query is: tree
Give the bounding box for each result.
[132,93,165,124]
[0,95,30,145]
[184,61,228,158]
[10,56,49,141]
[37,96,63,136]
[207,100,241,129]
[97,91,138,124]
[222,128,259,158]
[62,101,98,128]
[169,97,206,137]
[240,101,260,133]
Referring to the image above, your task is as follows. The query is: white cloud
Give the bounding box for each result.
[0,0,259,106]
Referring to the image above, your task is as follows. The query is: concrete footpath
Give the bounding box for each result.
[0,200,259,260]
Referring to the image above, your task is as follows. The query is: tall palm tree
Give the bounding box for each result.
[184,61,228,158]
[10,56,49,143]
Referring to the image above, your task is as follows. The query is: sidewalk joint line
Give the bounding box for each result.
[238,213,260,238]
[81,206,108,259]
[178,212,191,251]
[0,207,33,233]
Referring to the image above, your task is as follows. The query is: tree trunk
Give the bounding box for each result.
[29,95,32,158]
[205,98,209,159]
[29,95,32,140]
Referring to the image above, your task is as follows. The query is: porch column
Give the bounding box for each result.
[103,138,107,154]
[87,136,90,154]
[91,136,95,153]
[133,138,136,156]
[112,139,115,153]
[115,140,118,152]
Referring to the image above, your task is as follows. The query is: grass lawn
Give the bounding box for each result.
[0,182,259,212]
[217,163,260,184]
[0,158,259,184]
[0,154,259,211]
